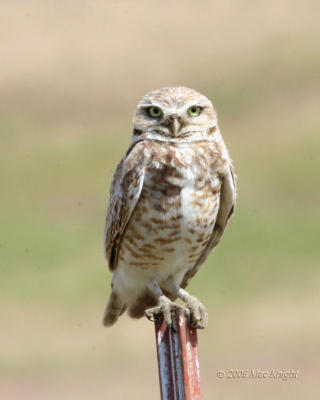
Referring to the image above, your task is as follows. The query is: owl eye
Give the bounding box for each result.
[187,106,202,117]
[147,106,163,118]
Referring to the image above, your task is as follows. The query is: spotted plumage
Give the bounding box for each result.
[103,87,236,328]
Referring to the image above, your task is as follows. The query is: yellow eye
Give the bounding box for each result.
[147,106,163,118]
[187,106,202,117]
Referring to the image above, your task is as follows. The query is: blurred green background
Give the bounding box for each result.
[1,1,319,399]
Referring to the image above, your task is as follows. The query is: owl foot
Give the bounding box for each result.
[178,288,208,329]
[144,295,189,328]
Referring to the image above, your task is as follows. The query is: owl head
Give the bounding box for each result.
[132,87,218,143]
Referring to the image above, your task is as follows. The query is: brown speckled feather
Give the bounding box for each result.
[104,141,146,271]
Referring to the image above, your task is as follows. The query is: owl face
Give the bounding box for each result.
[133,87,218,142]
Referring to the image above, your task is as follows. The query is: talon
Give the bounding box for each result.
[163,311,172,327]
[144,310,155,322]
[144,306,161,322]
[145,296,181,327]
[184,308,190,317]
[178,290,208,329]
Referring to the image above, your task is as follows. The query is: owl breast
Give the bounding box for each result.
[113,140,223,302]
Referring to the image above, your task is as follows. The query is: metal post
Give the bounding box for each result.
[154,308,202,400]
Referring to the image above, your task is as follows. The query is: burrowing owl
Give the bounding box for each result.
[102,86,236,329]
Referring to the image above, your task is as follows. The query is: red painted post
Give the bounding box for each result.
[154,308,202,400]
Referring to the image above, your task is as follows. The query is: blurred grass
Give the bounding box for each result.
[1,1,320,399]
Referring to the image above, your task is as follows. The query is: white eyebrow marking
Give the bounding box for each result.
[139,102,164,108]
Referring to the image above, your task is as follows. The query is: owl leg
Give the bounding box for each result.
[177,288,208,329]
[144,280,188,328]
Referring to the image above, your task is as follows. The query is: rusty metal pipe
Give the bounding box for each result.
[154,309,202,400]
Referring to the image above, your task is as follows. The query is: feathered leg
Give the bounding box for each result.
[144,281,188,327]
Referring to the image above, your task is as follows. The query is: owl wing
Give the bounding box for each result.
[181,165,236,288]
[104,142,145,271]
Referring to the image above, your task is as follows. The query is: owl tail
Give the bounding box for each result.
[102,291,126,327]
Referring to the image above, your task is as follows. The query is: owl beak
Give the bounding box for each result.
[170,116,181,136]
